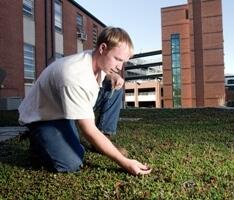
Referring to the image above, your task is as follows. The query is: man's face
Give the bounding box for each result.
[98,42,131,75]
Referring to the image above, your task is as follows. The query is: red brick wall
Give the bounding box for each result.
[63,0,78,55]
[35,0,46,76]
[45,0,55,66]
[63,0,105,54]
[0,0,105,100]
[162,0,224,108]
[161,4,192,108]
[0,0,24,98]
[192,0,224,107]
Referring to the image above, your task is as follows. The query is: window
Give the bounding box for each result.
[55,0,62,32]
[161,88,164,97]
[93,25,98,48]
[76,14,87,41]
[227,79,234,85]
[125,89,134,96]
[161,100,164,108]
[76,14,84,32]
[23,0,34,17]
[138,88,155,96]
[24,43,35,80]
[185,9,189,19]
[171,33,181,107]
[228,86,234,91]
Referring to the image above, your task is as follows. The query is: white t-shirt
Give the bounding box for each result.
[19,50,104,125]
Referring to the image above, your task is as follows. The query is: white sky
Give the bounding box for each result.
[75,0,233,74]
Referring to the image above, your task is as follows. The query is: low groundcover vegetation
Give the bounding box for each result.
[0,108,234,199]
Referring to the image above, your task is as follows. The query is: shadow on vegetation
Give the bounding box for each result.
[0,136,124,174]
[83,160,125,174]
[0,136,46,172]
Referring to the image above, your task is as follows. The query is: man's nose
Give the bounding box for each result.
[116,63,123,71]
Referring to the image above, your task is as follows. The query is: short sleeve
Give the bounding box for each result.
[60,85,95,119]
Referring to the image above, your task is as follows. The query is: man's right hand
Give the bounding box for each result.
[120,158,152,175]
[77,119,152,176]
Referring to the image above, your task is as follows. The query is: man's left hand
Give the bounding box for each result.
[110,73,124,89]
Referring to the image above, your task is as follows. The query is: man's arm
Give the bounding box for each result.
[77,119,152,175]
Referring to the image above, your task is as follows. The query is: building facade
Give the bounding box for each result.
[161,0,225,108]
[0,0,105,109]
[225,74,234,106]
[124,51,163,108]
[125,80,163,108]
[0,0,226,110]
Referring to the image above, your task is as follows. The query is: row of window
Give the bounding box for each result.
[125,88,164,97]
[23,0,98,47]
[22,0,100,80]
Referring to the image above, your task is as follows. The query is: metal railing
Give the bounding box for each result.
[124,50,163,81]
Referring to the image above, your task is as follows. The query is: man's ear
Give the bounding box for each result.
[99,43,107,55]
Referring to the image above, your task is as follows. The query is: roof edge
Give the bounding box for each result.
[69,0,106,27]
[161,4,188,10]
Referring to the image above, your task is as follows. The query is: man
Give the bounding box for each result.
[19,27,151,175]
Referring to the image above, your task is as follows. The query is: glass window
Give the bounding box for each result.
[185,9,189,19]
[55,0,62,32]
[227,79,234,84]
[76,14,87,41]
[24,43,35,80]
[93,25,98,48]
[171,33,181,107]
[23,0,34,17]
[172,54,180,62]
[171,34,180,39]
[173,97,181,108]
[172,68,180,76]
[173,87,181,96]
[76,14,84,32]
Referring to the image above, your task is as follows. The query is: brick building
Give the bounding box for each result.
[125,80,163,108]
[124,51,163,108]
[0,0,105,109]
[161,0,225,108]
[225,74,234,106]
[0,0,226,110]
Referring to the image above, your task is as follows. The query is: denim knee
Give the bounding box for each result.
[27,119,85,173]
[55,158,83,172]
[52,143,85,172]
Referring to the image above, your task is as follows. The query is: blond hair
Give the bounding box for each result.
[96,27,134,55]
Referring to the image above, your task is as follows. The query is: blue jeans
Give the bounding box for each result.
[94,78,123,136]
[28,120,85,172]
[27,78,123,172]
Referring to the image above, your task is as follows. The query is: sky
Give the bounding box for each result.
[75,0,233,74]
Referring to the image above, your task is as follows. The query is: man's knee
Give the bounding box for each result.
[54,158,83,172]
